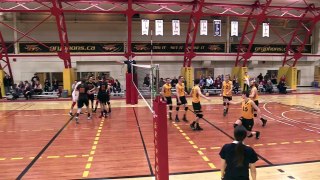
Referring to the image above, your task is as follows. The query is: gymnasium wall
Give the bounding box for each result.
[1,20,319,87]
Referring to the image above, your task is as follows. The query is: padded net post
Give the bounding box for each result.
[153,96,169,180]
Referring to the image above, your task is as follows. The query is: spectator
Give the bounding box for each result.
[258,82,265,92]
[113,79,121,95]
[280,75,286,83]
[199,76,206,90]
[243,71,250,91]
[33,81,43,95]
[271,74,277,84]
[264,73,270,82]
[44,79,51,92]
[233,78,240,94]
[24,81,32,100]
[265,80,273,94]
[11,84,20,100]
[159,78,165,88]
[3,74,13,94]
[18,81,25,94]
[31,73,40,87]
[219,125,258,180]
[214,77,222,89]
[171,76,178,87]
[257,73,263,83]
[278,80,287,94]
[143,74,150,87]
[206,76,214,89]
[52,79,59,92]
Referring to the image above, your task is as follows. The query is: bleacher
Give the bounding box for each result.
[31,91,59,99]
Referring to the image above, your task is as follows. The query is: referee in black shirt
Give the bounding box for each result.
[219,125,258,180]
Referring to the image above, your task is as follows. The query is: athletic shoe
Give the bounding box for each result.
[182,116,188,122]
[195,123,203,131]
[261,118,267,127]
[256,131,260,139]
[223,109,227,117]
[87,116,91,120]
[175,116,180,122]
[75,117,79,124]
[190,121,196,130]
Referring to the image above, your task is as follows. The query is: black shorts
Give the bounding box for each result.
[223,96,232,101]
[177,96,187,105]
[78,98,89,108]
[97,93,107,104]
[165,97,172,105]
[192,102,202,113]
[240,117,254,131]
[88,94,95,101]
[254,100,259,112]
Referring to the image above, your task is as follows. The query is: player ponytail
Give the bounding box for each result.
[234,125,247,167]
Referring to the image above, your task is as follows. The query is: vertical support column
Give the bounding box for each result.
[125,0,134,59]
[0,70,5,97]
[278,67,297,90]
[153,96,168,180]
[181,67,194,91]
[231,67,247,91]
[63,68,74,95]
[51,0,72,69]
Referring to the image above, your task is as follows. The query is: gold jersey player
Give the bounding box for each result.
[250,80,267,127]
[190,79,210,131]
[175,76,188,122]
[161,78,173,120]
[229,91,261,139]
[221,75,233,116]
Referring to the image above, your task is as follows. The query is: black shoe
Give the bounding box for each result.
[69,112,73,116]
[256,131,260,139]
[261,118,267,127]
[175,116,180,122]
[190,121,196,130]
[223,109,227,117]
[183,116,188,122]
[195,123,203,131]
[247,133,253,138]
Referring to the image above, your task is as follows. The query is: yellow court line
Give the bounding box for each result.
[305,140,315,143]
[64,155,77,158]
[47,156,60,159]
[173,123,217,170]
[267,143,277,146]
[11,157,23,160]
[82,117,105,178]
[280,142,290,144]
[0,158,6,160]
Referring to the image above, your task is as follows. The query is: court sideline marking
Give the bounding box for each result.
[133,107,154,176]
[82,118,105,178]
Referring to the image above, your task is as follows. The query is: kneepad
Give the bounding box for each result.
[223,102,226,106]
[196,114,203,118]
[184,107,188,111]
[227,103,230,106]
[254,113,257,117]
[176,106,180,111]
[169,105,173,111]
[107,101,110,105]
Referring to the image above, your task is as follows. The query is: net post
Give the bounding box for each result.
[126,72,132,104]
[153,96,169,180]
[131,73,138,104]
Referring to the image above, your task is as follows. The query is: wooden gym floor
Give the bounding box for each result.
[0,92,319,179]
